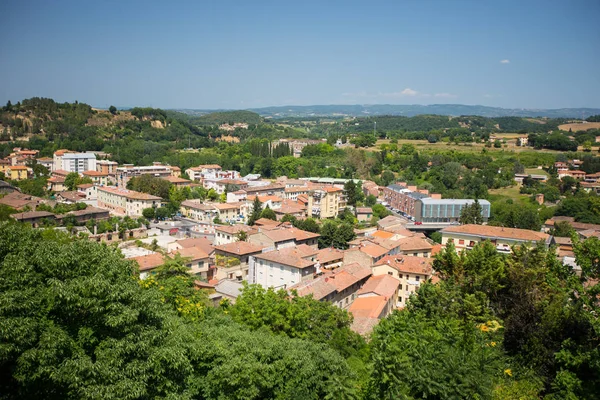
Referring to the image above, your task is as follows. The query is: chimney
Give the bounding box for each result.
[431,193,442,199]
[408,186,417,192]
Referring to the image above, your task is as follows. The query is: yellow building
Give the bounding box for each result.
[5,165,31,181]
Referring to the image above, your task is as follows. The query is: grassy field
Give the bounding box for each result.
[558,122,600,132]
[488,185,530,203]
[524,168,548,176]
[372,139,562,154]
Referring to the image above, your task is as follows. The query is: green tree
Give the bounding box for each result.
[142,207,155,220]
[248,196,263,225]
[64,172,80,191]
[260,205,276,221]
[365,194,377,207]
[459,200,484,225]
[108,105,117,115]
[155,207,169,220]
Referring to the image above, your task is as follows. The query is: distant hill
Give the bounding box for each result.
[182,110,263,126]
[244,104,600,119]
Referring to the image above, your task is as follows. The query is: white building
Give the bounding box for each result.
[61,152,97,173]
[250,246,318,288]
[97,186,161,217]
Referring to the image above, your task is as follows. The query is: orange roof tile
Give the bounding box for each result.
[374,255,433,275]
[132,253,164,272]
[349,296,388,319]
[358,274,400,298]
[214,241,265,255]
[441,224,550,242]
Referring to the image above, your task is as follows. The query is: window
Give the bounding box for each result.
[416,276,420,282]
[399,274,403,279]
[399,297,402,303]
[413,253,418,257]
[388,271,393,275]
[459,239,464,245]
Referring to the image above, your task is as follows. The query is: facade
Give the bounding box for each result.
[372,255,434,308]
[53,149,71,171]
[415,198,491,223]
[115,164,173,187]
[5,165,31,181]
[97,186,161,217]
[356,207,373,222]
[185,164,222,182]
[61,152,97,173]
[250,246,317,288]
[36,157,54,172]
[440,224,551,252]
[213,241,265,281]
[77,184,97,200]
[214,225,257,246]
[312,187,342,218]
[180,200,218,222]
[383,183,430,217]
[96,160,118,175]
[172,247,212,280]
[82,170,109,186]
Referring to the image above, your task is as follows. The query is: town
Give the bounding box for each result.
[2,143,598,336]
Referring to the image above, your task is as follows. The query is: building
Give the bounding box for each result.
[356,207,373,222]
[97,186,161,217]
[47,176,66,192]
[82,170,109,186]
[214,225,258,246]
[250,246,318,288]
[11,211,56,227]
[213,241,265,281]
[167,237,215,255]
[61,152,97,173]
[349,274,401,335]
[248,225,320,250]
[96,160,118,175]
[115,163,174,187]
[162,176,192,188]
[0,192,44,210]
[372,255,434,307]
[180,200,218,223]
[53,149,72,171]
[5,165,31,181]
[77,184,97,200]
[316,247,345,269]
[185,164,222,181]
[289,262,372,309]
[440,224,551,252]
[395,236,434,257]
[383,183,430,217]
[343,243,390,267]
[214,202,247,224]
[415,198,491,224]
[36,157,54,172]
[171,247,212,280]
[133,253,166,280]
[312,186,342,218]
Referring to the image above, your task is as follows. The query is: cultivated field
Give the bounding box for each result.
[558,122,600,132]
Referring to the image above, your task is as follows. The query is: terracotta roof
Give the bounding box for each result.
[215,224,257,235]
[256,228,296,242]
[374,255,433,275]
[171,246,210,261]
[284,186,311,193]
[174,237,214,254]
[254,218,281,226]
[441,224,550,242]
[57,191,86,202]
[132,253,164,272]
[358,274,400,299]
[53,149,72,156]
[322,186,343,193]
[377,215,405,228]
[195,164,222,170]
[7,166,29,170]
[286,226,320,241]
[254,247,316,269]
[181,200,216,211]
[275,203,306,214]
[162,176,191,184]
[36,157,53,161]
[82,170,107,176]
[431,244,443,256]
[396,236,433,252]
[218,179,247,186]
[12,211,56,220]
[371,230,395,240]
[77,183,94,189]
[244,184,285,194]
[48,176,66,183]
[0,192,42,209]
[356,207,373,214]
[342,262,373,281]
[52,169,70,177]
[98,186,162,201]
[289,278,336,300]
[296,244,319,257]
[317,247,345,264]
[359,244,389,258]
[214,241,265,255]
[247,195,284,203]
[349,296,388,319]
[62,206,109,218]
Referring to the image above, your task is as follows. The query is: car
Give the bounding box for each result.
[415,221,423,225]
[450,221,461,225]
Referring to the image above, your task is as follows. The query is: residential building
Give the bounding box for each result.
[47,176,66,192]
[214,202,247,224]
[172,246,212,280]
[77,184,97,200]
[213,241,265,281]
[289,262,372,309]
[53,149,72,171]
[97,186,161,217]
[383,183,430,217]
[185,164,222,181]
[250,246,318,288]
[214,225,258,246]
[395,236,434,257]
[0,192,44,210]
[311,186,342,218]
[5,165,31,181]
[356,207,373,222]
[36,157,54,172]
[82,170,109,186]
[96,160,118,175]
[348,296,389,336]
[133,253,166,280]
[248,225,320,250]
[115,163,174,187]
[11,211,56,227]
[415,198,491,223]
[316,247,345,269]
[162,176,192,188]
[343,243,390,267]
[61,152,97,173]
[180,200,218,222]
[357,274,401,313]
[167,237,215,256]
[372,255,434,307]
[440,224,551,252]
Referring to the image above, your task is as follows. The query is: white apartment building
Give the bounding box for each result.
[58,152,97,173]
[116,164,174,187]
[249,247,317,288]
[185,164,223,181]
[97,186,161,217]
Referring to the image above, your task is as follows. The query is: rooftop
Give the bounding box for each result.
[349,295,388,319]
[374,255,433,275]
[174,237,214,254]
[441,224,550,242]
[214,241,265,255]
[358,274,401,299]
[132,253,165,272]
[98,186,162,201]
[254,247,316,269]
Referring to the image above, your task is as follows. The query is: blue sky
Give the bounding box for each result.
[1,0,599,109]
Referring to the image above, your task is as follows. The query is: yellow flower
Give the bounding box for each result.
[504,369,512,377]
[490,341,497,347]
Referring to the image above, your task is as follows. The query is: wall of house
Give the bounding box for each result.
[252,258,314,289]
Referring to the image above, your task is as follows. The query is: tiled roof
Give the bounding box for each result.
[82,170,107,176]
[215,279,244,298]
[171,246,210,261]
[396,236,433,252]
[374,255,433,275]
[174,237,214,254]
[351,316,381,336]
[98,186,161,201]
[215,224,257,235]
[162,176,191,183]
[254,247,316,269]
[356,207,373,214]
[181,200,216,211]
[349,296,388,319]
[214,241,265,255]
[359,244,389,258]
[441,224,550,242]
[358,274,400,298]
[213,202,243,210]
[12,211,55,220]
[316,247,344,264]
[132,253,164,272]
[289,278,336,300]
[371,230,395,240]
[254,218,281,226]
[77,183,94,189]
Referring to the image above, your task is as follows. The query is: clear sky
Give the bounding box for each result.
[1,0,599,109]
